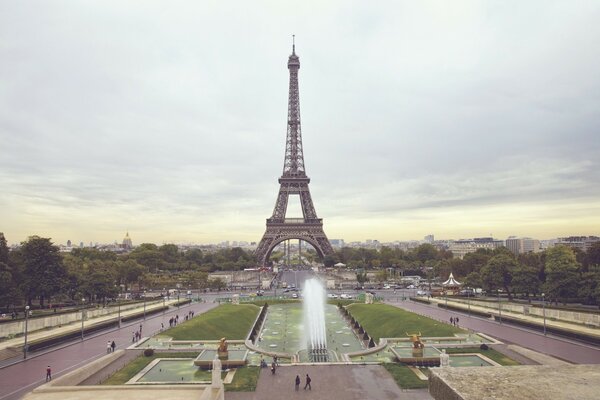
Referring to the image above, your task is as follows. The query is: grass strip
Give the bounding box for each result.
[102,352,199,385]
[383,363,429,389]
[443,347,520,366]
[165,304,260,340]
[347,303,465,341]
[225,366,261,391]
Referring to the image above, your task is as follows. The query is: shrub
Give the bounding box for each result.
[480,343,489,351]
[143,348,154,357]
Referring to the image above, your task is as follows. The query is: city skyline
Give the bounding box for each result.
[1,1,599,246]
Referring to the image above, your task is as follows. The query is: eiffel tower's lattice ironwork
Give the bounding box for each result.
[255,41,334,267]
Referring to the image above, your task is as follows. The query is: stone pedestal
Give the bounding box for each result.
[211,356,223,388]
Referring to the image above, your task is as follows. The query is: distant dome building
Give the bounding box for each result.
[122,232,133,250]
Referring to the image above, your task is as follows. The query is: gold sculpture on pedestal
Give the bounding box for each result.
[406,332,424,357]
[218,337,229,359]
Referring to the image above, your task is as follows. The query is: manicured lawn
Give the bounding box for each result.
[225,366,261,391]
[347,303,465,340]
[102,352,199,385]
[383,363,429,389]
[165,304,260,340]
[444,347,520,366]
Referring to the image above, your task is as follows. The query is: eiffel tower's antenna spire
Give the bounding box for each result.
[292,34,295,54]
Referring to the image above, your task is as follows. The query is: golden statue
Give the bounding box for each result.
[218,337,228,353]
[406,332,424,349]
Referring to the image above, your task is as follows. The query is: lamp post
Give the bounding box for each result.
[468,292,471,317]
[163,296,167,314]
[542,293,547,336]
[445,290,448,309]
[23,305,30,359]
[143,290,147,320]
[81,298,86,341]
[498,291,502,324]
[117,298,121,328]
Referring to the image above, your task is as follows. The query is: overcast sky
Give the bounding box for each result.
[1,0,599,246]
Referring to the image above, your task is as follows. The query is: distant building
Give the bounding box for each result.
[449,237,504,259]
[330,239,345,248]
[505,236,540,256]
[424,234,434,244]
[122,232,133,249]
[557,236,600,252]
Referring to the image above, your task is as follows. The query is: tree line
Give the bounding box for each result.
[1,233,599,310]
[325,243,600,305]
[0,234,256,310]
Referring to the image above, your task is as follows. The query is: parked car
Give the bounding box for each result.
[327,293,338,299]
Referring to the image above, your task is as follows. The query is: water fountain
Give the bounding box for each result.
[303,278,329,362]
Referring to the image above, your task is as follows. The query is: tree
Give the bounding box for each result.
[19,236,67,307]
[463,271,482,289]
[586,242,600,268]
[0,232,9,264]
[511,263,541,298]
[356,272,368,286]
[480,254,517,299]
[375,269,388,283]
[543,245,580,304]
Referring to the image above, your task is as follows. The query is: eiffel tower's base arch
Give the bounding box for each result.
[255,222,334,268]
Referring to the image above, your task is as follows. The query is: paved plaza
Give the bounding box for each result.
[227,364,432,400]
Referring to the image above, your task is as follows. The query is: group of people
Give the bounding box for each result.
[262,355,312,391]
[106,340,116,353]
[295,374,311,390]
[132,324,143,342]
[450,316,460,327]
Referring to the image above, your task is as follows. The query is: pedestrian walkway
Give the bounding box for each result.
[427,297,600,341]
[0,299,180,359]
[226,365,432,400]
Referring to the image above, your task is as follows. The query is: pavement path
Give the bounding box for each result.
[387,300,600,364]
[0,300,218,400]
[227,364,432,400]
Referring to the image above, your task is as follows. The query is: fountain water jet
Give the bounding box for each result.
[303,278,328,362]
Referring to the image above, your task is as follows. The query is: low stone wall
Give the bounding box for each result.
[48,350,127,387]
[448,298,600,327]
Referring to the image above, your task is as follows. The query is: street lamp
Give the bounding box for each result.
[497,291,502,324]
[467,291,471,317]
[143,290,147,320]
[81,298,86,341]
[163,296,167,314]
[23,305,30,359]
[542,293,547,336]
[117,298,121,328]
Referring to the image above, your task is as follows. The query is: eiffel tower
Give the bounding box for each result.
[255,40,334,267]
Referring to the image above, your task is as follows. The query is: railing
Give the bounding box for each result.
[267,218,322,224]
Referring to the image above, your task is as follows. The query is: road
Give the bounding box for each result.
[0,300,218,400]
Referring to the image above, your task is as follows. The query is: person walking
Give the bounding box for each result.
[271,362,276,375]
[295,375,300,391]
[455,317,459,327]
[304,374,311,390]
[106,341,112,353]
[111,340,116,352]
[46,366,52,382]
